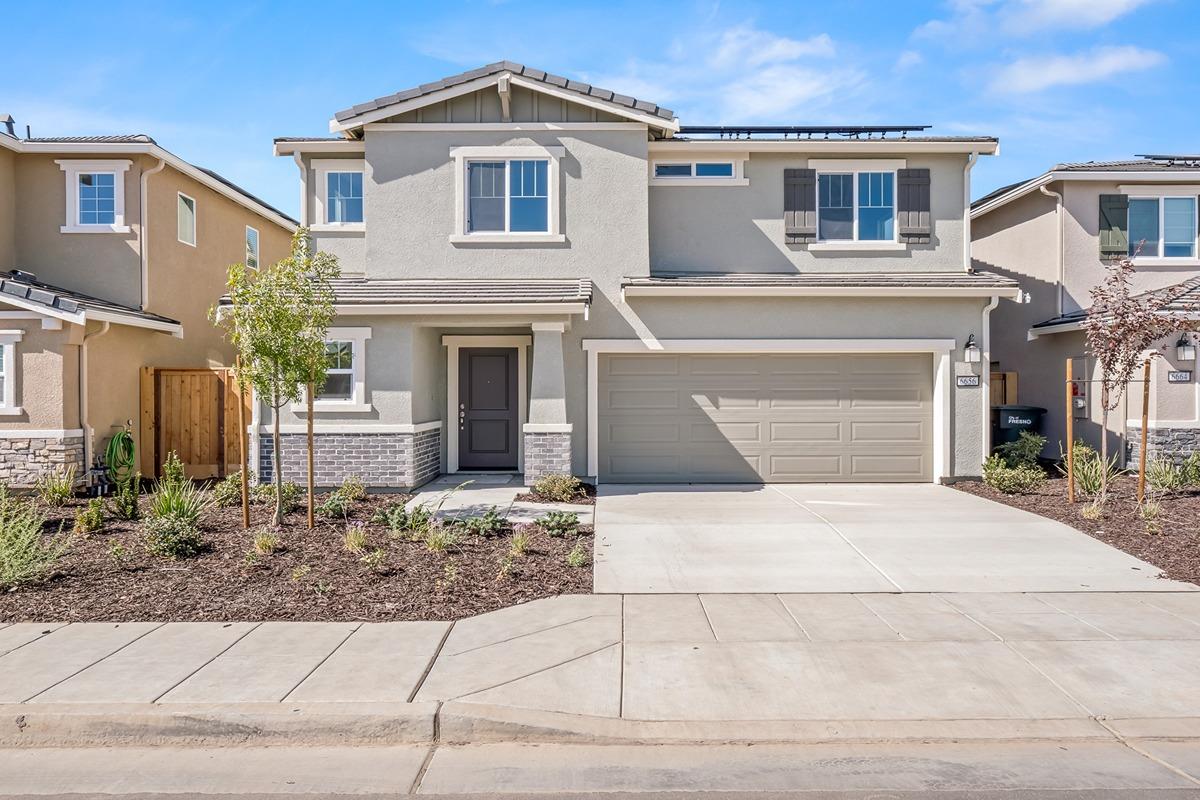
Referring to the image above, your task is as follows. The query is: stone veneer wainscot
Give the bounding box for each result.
[1127,425,1200,465]
[0,434,85,487]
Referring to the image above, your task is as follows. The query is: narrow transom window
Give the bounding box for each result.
[653,161,736,179]
[326,172,363,224]
[817,171,896,242]
[466,159,550,233]
[1129,196,1197,259]
[245,226,259,269]
[79,173,115,225]
[177,193,196,246]
[318,341,354,400]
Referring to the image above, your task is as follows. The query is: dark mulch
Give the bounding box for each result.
[0,491,593,623]
[954,475,1200,585]
[515,482,597,506]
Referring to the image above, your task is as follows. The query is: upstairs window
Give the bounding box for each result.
[817,171,895,242]
[650,158,745,185]
[57,159,131,233]
[79,173,116,225]
[177,193,196,246]
[245,226,259,269]
[326,171,363,224]
[467,159,550,233]
[1130,196,1197,259]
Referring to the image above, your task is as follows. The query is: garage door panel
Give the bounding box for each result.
[598,353,932,483]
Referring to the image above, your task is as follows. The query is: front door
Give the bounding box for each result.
[458,347,519,470]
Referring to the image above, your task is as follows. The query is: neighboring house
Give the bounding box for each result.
[972,156,1200,463]
[0,118,294,485]
[264,61,1016,489]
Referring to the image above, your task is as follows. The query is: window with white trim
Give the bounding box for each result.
[56,159,131,233]
[0,330,24,415]
[653,161,735,179]
[467,159,550,233]
[326,171,363,224]
[177,192,196,246]
[649,156,746,186]
[318,340,354,400]
[245,226,259,269]
[817,170,895,242]
[1129,196,1197,259]
[302,327,371,411]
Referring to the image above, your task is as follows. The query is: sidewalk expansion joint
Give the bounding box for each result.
[152,622,263,703]
[409,701,442,795]
[281,622,363,702]
[1095,715,1200,787]
[454,641,621,702]
[447,612,608,657]
[22,623,165,703]
[409,620,455,703]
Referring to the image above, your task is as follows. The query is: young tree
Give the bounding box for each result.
[212,229,339,525]
[1081,253,1184,495]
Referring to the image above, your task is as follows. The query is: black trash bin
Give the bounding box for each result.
[991,404,1048,446]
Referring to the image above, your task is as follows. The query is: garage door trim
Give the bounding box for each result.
[583,338,954,483]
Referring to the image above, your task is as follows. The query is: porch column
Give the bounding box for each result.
[524,321,572,484]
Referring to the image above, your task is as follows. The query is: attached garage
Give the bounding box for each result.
[595,351,935,483]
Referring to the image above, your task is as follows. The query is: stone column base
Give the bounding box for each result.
[523,425,573,486]
[258,424,442,490]
[1127,425,1200,465]
[0,434,85,488]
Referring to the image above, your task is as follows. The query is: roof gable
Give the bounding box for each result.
[331,61,677,134]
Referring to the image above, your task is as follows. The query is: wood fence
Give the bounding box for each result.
[139,367,248,479]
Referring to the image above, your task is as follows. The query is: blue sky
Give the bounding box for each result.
[3,0,1196,216]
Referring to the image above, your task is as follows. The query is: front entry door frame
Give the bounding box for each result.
[444,335,530,473]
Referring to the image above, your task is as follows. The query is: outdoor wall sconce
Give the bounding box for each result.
[1177,334,1197,362]
[963,334,981,363]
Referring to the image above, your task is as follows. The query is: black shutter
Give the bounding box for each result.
[784,168,816,243]
[1098,194,1129,259]
[897,168,931,244]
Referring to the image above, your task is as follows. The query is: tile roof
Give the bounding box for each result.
[25,134,156,144]
[973,159,1200,210]
[1032,276,1200,330]
[219,278,593,307]
[194,167,298,225]
[0,270,181,328]
[623,271,1019,290]
[333,61,675,125]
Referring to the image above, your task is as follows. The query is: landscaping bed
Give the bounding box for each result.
[954,475,1200,585]
[0,487,593,623]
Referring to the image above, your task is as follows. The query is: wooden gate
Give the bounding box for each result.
[139,368,248,479]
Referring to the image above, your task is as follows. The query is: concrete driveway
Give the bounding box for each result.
[593,483,1198,594]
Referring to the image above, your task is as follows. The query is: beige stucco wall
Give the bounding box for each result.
[0,321,79,429]
[0,147,15,269]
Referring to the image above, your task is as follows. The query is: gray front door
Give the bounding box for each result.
[459,347,519,470]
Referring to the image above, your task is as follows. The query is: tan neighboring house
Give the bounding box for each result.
[972,156,1200,463]
[260,61,1018,490]
[0,118,294,485]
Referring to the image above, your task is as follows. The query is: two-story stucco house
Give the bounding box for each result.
[973,156,1200,463]
[264,61,1017,489]
[0,119,294,485]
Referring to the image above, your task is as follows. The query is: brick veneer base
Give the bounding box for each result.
[0,435,85,487]
[523,431,572,486]
[259,428,442,490]
[1127,425,1200,465]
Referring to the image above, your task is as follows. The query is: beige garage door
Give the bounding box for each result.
[597,353,933,483]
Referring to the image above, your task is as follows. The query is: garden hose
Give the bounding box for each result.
[105,428,136,483]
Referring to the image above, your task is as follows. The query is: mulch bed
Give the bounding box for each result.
[0,491,593,623]
[954,475,1200,585]
[515,482,597,506]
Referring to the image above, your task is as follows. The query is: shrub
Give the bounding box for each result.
[565,542,589,568]
[340,475,367,502]
[994,431,1046,468]
[252,481,302,512]
[536,510,579,537]
[319,489,352,519]
[214,470,252,508]
[35,466,75,507]
[109,473,141,521]
[161,451,187,486]
[495,555,514,580]
[0,488,71,589]
[1058,441,1122,498]
[73,498,104,534]
[360,548,385,570]
[1080,501,1104,521]
[144,515,203,560]
[251,528,281,555]
[343,521,368,553]
[458,507,506,537]
[148,478,212,527]
[1146,459,1187,493]
[424,524,461,553]
[509,529,530,557]
[1140,500,1161,521]
[1182,452,1200,485]
[982,455,1044,495]
[531,473,585,503]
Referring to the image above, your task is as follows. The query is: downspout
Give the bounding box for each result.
[79,321,112,475]
[980,295,1000,462]
[963,152,979,271]
[1039,185,1065,316]
[139,158,166,310]
[293,153,308,226]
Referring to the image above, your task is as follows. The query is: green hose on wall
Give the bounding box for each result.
[104,427,136,483]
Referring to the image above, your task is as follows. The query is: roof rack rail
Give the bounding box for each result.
[678,125,931,140]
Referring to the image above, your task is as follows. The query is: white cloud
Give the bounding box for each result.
[710,27,835,69]
[896,50,924,70]
[1007,0,1156,31]
[989,45,1165,93]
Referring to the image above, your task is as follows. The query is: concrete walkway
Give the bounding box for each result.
[593,484,1194,593]
[407,474,594,525]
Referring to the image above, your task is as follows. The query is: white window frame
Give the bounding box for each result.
[245,225,259,269]
[649,153,749,186]
[312,159,366,232]
[1120,185,1200,265]
[0,329,24,415]
[808,158,906,252]
[56,159,131,233]
[177,192,197,247]
[449,145,565,244]
[293,327,372,413]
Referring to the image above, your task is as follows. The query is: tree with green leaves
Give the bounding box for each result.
[211,229,339,525]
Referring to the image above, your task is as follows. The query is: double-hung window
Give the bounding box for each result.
[1129,196,1197,259]
[326,171,363,224]
[817,170,895,242]
[57,159,131,233]
[303,327,372,412]
[467,158,550,233]
[318,340,354,401]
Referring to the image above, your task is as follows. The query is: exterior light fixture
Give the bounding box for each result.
[964,334,981,363]
[1177,334,1197,362]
